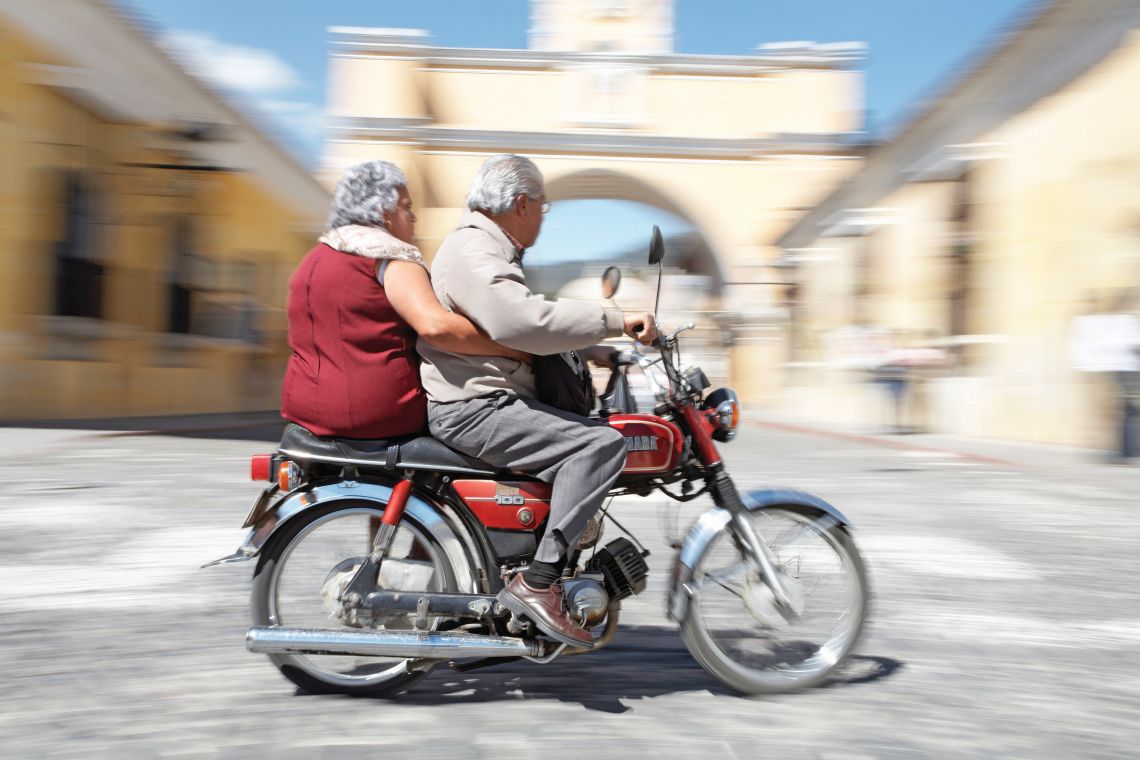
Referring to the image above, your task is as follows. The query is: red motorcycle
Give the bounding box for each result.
[209,228,868,696]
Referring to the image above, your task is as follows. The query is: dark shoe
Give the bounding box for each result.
[497,575,594,649]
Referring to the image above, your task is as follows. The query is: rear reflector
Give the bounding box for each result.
[250,455,271,482]
[278,461,302,491]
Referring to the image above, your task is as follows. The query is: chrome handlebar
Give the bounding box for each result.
[670,321,696,341]
[611,320,699,401]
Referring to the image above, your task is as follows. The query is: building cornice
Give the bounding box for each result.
[776,0,1140,250]
[328,27,865,73]
[1,0,329,223]
[327,118,866,159]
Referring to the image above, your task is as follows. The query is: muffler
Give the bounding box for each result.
[246,626,545,659]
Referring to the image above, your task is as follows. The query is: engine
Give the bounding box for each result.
[561,538,650,626]
[584,537,650,601]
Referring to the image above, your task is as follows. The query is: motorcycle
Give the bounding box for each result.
[206,227,869,696]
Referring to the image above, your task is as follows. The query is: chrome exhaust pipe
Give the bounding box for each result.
[246,627,545,659]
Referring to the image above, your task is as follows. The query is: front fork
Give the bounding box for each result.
[707,467,798,612]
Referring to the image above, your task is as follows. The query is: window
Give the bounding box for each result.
[53,174,105,319]
[167,216,197,334]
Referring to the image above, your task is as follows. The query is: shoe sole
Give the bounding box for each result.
[497,590,595,649]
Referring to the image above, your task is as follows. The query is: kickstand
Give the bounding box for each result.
[523,642,567,664]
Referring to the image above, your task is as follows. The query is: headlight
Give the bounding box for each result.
[702,387,741,442]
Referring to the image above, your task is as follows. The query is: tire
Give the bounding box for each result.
[679,505,869,695]
[251,500,458,697]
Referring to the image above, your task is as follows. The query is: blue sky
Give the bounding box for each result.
[127,0,1032,262]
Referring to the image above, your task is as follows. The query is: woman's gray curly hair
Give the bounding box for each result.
[466,154,544,215]
[326,160,407,230]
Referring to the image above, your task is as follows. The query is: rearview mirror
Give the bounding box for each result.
[648,225,664,266]
[601,266,622,299]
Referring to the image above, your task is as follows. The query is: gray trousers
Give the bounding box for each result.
[428,393,627,563]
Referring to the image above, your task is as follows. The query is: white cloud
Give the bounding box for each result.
[159,30,322,162]
[256,98,326,159]
[160,30,302,95]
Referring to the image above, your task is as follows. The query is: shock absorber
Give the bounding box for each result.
[343,477,415,604]
[708,466,797,611]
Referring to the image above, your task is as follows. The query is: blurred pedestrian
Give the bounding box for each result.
[1069,290,1140,461]
[833,325,909,433]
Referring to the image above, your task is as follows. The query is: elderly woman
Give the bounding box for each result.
[281,160,528,439]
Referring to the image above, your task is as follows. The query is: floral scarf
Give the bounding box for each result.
[318,224,426,268]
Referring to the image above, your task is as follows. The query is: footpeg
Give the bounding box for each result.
[413,597,430,630]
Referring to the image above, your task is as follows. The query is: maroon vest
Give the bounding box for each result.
[281,243,426,439]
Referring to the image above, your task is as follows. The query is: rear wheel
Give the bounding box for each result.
[679,506,868,695]
[251,501,457,696]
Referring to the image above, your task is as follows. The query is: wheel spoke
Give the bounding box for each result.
[681,508,867,694]
[257,506,452,694]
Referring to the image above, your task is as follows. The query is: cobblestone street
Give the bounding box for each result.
[1,422,1137,759]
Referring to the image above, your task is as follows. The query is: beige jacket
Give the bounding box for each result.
[419,210,624,403]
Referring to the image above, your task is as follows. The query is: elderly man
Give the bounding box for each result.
[419,154,657,648]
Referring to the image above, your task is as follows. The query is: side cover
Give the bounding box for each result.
[451,480,553,562]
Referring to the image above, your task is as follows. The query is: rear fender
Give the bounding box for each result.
[666,489,851,622]
[217,481,486,594]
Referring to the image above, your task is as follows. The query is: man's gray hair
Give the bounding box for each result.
[466,154,544,215]
[326,160,407,230]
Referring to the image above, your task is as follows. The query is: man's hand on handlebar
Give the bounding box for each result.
[623,312,659,346]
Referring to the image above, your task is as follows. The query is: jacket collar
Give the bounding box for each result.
[460,209,524,263]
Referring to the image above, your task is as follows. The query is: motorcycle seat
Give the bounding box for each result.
[278,422,499,477]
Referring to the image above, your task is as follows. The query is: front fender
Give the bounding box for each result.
[216,481,483,593]
[666,489,851,622]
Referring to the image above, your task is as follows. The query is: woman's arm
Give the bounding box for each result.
[383,260,530,362]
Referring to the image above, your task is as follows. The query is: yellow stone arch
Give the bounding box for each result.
[321,6,865,401]
[543,167,730,294]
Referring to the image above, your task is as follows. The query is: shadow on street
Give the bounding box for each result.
[303,626,903,714]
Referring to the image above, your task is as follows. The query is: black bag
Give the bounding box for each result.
[533,350,595,416]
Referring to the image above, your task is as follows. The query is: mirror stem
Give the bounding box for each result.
[653,259,663,330]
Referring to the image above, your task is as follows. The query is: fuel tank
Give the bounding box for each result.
[606,413,684,475]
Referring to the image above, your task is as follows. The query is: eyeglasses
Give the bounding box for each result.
[518,195,552,215]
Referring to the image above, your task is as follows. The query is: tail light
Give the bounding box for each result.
[277,461,302,491]
[250,455,272,482]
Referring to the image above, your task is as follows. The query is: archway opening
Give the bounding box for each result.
[524,170,734,394]
[530,168,729,298]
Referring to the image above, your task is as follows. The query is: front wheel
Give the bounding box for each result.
[679,505,868,695]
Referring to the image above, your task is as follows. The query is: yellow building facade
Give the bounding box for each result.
[0,0,329,419]
[778,0,1140,447]
[322,0,866,403]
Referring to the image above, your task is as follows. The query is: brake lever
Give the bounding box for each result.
[670,321,696,341]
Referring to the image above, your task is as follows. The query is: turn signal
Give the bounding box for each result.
[277,461,302,491]
[702,387,741,442]
[250,455,271,482]
[716,399,740,431]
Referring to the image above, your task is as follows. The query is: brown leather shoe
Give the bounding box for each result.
[497,575,594,649]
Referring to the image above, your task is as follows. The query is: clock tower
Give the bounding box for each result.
[529,0,674,53]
